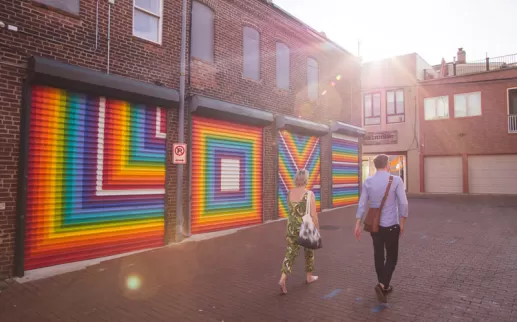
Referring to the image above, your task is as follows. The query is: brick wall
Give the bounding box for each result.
[0,0,360,278]
[419,69,517,156]
[186,0,360,219]
[0,0,183,278]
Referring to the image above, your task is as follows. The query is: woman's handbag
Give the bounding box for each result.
[363,176,393,233]
[298,191,323,249]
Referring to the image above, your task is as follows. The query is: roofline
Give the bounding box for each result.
[269,2,355,57]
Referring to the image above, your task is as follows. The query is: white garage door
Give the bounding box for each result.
[468,155,517,194]
[424,156,463,193]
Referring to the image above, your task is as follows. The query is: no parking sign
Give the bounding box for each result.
[173,143,187,164]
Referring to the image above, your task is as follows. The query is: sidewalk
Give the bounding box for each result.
[2,197,517,321]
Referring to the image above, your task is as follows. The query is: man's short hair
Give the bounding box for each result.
[374,154,389,169]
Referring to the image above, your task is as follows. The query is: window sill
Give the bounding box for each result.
[132,35,162,47]
[241,74,263,84]
[453,114,482,119]
[424,117,450,121]
[191,57,215,66]
[29,2,81,21]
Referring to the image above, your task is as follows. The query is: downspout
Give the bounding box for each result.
[186,0,194,236]
[107,0,112,74]
[176,0,188,241]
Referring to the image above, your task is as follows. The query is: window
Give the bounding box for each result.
[424,96,449,120]
[191,1,214,62]
[364,93,381,125]
[276,42,290,90]
[133,0,163,43]
[387,89,405,123]
[33,0,80,15]
[307,58,319,100]
[509,89,517,115]
[243,27,260,80]
[454,92,481,117]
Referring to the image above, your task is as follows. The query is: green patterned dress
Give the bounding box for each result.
[280,191,315,275]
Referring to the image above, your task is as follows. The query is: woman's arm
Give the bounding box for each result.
[310,191,319,230]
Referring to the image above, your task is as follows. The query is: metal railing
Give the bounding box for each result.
[424,53,517,79]
[509,115,517,134]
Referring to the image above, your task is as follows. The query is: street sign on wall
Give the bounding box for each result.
[173,143,187,164]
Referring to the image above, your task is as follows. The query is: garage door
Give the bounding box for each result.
[331,134,359,208]
[278,130,321,218]
[26,85,166,270]
[424,156,463,193]
[191,116,263,234]
[468,155,517,194]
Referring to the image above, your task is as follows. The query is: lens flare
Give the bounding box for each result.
[126,274,141,290]
[336,75,342,81]
[330,81,336,87]
[321,90,327,96]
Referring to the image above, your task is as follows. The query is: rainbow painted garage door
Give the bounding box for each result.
[331,133,359,207]
[25,85,166,270]
[278,130,321,217]
[191,116,263,234]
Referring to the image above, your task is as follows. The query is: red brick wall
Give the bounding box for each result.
[419,69,517,156]
[187,0,360,218]
[0,0,360,278]
[0,0,183,278]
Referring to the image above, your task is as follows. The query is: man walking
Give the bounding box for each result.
[354,154,408,303]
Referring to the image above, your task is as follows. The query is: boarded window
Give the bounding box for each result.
[191,1,214,62]
[276,42,290,90]
[307,58,319,100]
[243,27,260,80]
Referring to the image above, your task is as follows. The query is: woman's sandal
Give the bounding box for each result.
[306,276,319,284]
[384,285,393,294]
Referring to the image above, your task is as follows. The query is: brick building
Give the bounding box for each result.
[0,0,363,278]
[360,53,432,193]
[418,49,517,194]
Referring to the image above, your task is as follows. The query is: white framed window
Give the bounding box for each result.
[454,92,481,117]
[424,96,449,120]
[364,92,381,125]
[276,42,290,90]
[243,26,260,80]
[307,57,319,100]
[133,0,163,44]
[191,1,214,62]
[33,0,80,15]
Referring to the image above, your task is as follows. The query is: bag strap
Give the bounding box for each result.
[379,176,394,211]
[305,190,311,216]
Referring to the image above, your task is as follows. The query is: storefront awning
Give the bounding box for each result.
[189,95,274,126]
[275,115,329,137]
[28,56,179,108]
[329,121,365,137]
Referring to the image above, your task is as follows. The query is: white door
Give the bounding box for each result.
[424,156,463,193]
[468,155,517,194]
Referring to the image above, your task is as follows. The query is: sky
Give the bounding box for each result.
[274,0,517,66]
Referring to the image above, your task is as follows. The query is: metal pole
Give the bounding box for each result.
[176,0,188,240]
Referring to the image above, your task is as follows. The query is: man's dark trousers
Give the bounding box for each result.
[371,224,400,287]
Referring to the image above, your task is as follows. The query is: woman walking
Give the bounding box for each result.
[278,169,320,294]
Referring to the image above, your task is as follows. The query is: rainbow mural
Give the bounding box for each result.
[191,116,263,234]
[331,134,359,207]
[25,85,166,270]
[278,130,321,218]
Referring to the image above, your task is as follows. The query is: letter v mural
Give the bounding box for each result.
[276,116,329,218]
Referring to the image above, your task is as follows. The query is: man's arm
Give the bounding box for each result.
[355,181,369,228]
[396,178,409,232]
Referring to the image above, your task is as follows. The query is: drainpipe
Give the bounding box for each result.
[176,0,188,241]
[107,0,114,73]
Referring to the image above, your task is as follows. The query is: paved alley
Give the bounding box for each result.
[1,196,517,322]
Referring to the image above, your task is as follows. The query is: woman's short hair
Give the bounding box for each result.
[294,169,309,187]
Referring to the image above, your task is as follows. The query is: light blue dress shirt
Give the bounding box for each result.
[356,171,409,227]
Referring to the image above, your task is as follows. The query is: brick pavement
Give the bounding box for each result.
[1,196,517,322]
